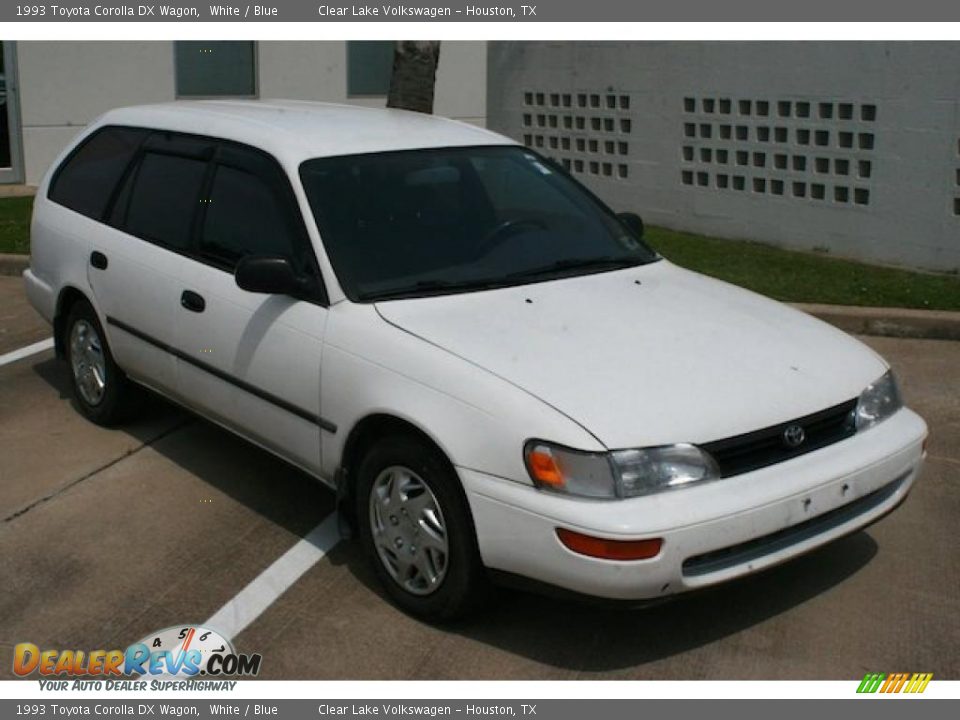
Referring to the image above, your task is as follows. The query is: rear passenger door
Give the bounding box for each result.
[172,142,329,477]
[83,129,211,395]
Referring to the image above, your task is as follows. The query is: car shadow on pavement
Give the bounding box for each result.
[31,356,333,540]
[331,511,879,674]
[30,355,881,675]
[459,532,877,672]
[33,356,175,419]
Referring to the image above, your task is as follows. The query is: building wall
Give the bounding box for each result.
[258,40,486,125]
[487,42,960,272]
[17,41,175,186]
[15,40,487,185]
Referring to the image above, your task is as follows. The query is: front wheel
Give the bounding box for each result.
[355,435,489,620]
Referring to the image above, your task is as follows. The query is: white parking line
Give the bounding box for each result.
[0,338,54,367]
[205,513,341,641]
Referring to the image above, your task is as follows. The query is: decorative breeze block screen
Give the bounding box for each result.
[521,91,632,180]
[680,97,878,206]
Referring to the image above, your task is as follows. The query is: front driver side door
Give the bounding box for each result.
[173,141,330,478]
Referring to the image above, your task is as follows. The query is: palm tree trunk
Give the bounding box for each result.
[386,41,441,114]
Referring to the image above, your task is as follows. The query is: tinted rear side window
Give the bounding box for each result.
[124,152,208,251]
[49,127,148,220]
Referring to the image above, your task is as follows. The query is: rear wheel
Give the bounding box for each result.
[356,434,489,620]
[64,300,134,426]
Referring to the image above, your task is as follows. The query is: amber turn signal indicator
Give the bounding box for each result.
[527,447,565,488]
[556,528,663,561]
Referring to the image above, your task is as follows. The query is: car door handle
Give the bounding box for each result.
[90,251,108,270]
[180,290,206,313]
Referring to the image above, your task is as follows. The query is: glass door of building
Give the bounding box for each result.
[0,41,24,184]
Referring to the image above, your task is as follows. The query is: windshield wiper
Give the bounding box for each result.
[358,278,506,302]
[507,256,644,280]
[358,257,645,302]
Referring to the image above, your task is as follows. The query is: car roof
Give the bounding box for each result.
[95,100,517,166]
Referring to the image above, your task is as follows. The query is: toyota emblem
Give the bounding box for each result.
[783,425,806,448]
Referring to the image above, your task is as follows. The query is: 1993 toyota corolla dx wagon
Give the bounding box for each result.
[25,101,927,619]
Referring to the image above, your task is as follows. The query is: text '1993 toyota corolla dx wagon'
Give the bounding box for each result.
[25,101,927,619]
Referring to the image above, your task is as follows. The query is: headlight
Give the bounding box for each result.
[611,444,721,496]
[854,370,902,430]
[524,441,720,499]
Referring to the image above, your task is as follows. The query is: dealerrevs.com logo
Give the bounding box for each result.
[13,625,261,690]
[857,672,933,694]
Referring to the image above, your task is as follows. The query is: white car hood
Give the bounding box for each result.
[375,261,886,448]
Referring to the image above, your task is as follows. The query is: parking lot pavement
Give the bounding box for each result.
[0,275,957,680]
[0,274,49,356]
[0,359,335,673]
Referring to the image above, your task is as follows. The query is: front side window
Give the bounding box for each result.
[199,164,298,269]
[124,152,207,251]
[299,146,658,301]
[48,126,148,220]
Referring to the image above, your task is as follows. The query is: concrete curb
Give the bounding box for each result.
[0,184,37,198]
[792,303,960,342]
[0,253,28,278]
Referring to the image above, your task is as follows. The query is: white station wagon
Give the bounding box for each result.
[25,101,927,619]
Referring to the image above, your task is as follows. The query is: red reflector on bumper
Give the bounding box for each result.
[556,528,663,561]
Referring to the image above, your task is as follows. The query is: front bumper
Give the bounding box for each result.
[460,407,926,600]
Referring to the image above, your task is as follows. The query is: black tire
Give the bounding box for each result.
[355,434,490,621]
[63,299,135,426]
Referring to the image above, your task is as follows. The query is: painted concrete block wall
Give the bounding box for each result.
[17,40,487,185]
[258,40,486,124]
[486,42,960,272]
[17,41,177,184]
[433,41,488,126]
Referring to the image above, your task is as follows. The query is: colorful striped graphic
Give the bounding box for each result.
[857,672,933,694]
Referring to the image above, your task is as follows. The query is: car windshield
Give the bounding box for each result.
[299,145,659,302]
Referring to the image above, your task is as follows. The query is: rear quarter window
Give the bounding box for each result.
[48,126,148,220]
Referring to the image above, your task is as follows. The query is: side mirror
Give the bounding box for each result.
[617,212,645,240]
[235,256,304,296]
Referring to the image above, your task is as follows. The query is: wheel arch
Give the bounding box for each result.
[53,285,92,359]
[336,412,471,536]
